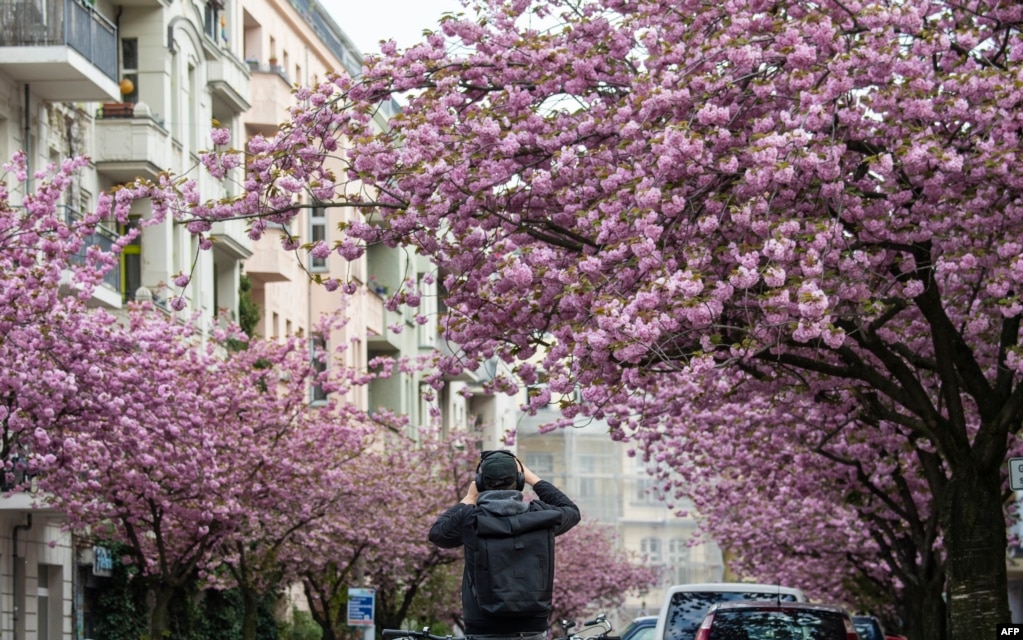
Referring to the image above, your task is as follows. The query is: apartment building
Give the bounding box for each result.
[1,0,252,636]
[238,0,523,446]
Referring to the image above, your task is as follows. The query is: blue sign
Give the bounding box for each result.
[93,546,113,577]
[347,587,375,626]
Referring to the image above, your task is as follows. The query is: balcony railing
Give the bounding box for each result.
[64,206,122,294]
[0,0,117,80]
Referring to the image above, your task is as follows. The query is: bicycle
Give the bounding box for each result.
[559,613,616,640]
[381,614,615,640]
[382,629,463,640]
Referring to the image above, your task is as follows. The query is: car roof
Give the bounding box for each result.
[633,616,658,623]
[710,601,850,615]
[663,582,805,596]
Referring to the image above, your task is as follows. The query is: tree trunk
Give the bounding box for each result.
[148,583,175,640]
[901,573,946,640]
[241,585,259,640]
[942,461,1009,640]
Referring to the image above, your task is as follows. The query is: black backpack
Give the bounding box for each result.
[473,509,563,616]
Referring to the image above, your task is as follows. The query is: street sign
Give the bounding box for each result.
[92,546,113,577]
[1010,458,1023,491]
[347,587,375,626]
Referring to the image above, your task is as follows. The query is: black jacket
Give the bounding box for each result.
[428,480,581,634]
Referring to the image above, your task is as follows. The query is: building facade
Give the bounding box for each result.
[1,0,252,637]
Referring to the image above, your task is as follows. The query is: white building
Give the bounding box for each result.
[0,0,252,636]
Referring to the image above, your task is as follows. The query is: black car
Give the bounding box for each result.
[694,601,860,640]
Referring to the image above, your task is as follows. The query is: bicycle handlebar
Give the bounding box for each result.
[382,629,461,640]
[385,613,612,640]
[560,613,613,640]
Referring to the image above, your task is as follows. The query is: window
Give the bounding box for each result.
[417,273,437,348]
[525,452,553,474]
[579,477,596,499]
[311,333,328,403]
[203,0,223,41]
[37,564,61,640]
[641,537,662,564]
[170,51,179,138]
[120,38,139,103]
[188,63,197,150]
[120,218,141,302]
[668,537,691,584]
[310,206,327,271]
[634,477,662,504]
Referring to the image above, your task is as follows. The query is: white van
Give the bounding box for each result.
[653,582,806,640]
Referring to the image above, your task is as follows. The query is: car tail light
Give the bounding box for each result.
[694,613,714,640]
[843,618,860,640]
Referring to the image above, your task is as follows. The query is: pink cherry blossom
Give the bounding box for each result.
[127,1,1023,638]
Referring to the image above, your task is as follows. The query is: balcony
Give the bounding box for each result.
[63,205,123,309]
[0,0,120,101]
[93,106,173,183]
[244,231,297,284]
[244,64,295,138]
[208,54,251,114]
[211,219,253,261]
[365,289,407,353]
[0,491,62,514]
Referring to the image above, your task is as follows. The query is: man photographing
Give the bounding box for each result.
[429,450,581,640]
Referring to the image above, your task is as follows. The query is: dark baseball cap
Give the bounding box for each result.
[480,451,519,490]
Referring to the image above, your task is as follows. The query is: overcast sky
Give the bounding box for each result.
[325,0,470,55]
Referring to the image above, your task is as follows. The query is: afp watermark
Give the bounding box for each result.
[1000,624,1023,636]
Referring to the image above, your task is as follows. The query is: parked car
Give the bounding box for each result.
[851,615,886,640]
[653,583,807,640]
[694,601,860,640]
[621,616,658,640]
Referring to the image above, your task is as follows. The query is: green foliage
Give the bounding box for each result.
[193,588,243,638]
[88,547,148,640]
[278,607,323,640]
[397,564,460,633]
[176,585,283,640]
[87,554,285,640]
[238,273,261,338]
[228,274,263,352]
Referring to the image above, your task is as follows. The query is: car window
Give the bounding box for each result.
[852,619,883,640]
[708,609,850,640]
[665,592,801,640]
[626,625,655,640]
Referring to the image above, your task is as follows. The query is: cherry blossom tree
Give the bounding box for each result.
[284,428,475,640]
[202,327,376,633]
[131,0,1023,637]
[0,151,124,486]
[550,519,660,629]
[0,150,389,638]
[25,306,373,639]
[626,371,949,639]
